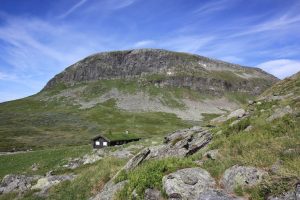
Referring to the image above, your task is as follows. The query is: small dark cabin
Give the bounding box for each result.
[91,134,140,149]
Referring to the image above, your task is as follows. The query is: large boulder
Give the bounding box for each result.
[0,174,41,194]
[162,168,216,199]
[91,180,128,200]
[221,165,267,193]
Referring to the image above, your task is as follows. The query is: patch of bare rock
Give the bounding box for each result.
[220,165,267,193]
[0,173,75,197]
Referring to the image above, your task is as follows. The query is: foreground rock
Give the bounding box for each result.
[211,108,246,123]
[32,174,75,197]
[197,190,244,200]
[268,182,300,200]
[221,165,267,192]
[144,188,162,200]
[267,105,293,122]
[0,174,41,194]
[162,168,216,199]
[91,180,128,200]
[124,127,212,171]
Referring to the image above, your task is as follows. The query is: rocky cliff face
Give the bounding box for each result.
[44,49,278,95]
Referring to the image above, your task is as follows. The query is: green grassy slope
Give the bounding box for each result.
[114,72,300,199]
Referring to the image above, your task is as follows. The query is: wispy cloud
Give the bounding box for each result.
[58,0,88,19]
[133,40,155,48]
[193,0,236,15]
[257,59,300,79]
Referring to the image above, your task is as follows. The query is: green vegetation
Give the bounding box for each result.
[116,157,197,199]
[0,145,90,179]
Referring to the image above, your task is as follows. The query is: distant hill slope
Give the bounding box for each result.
[0,49,278,151]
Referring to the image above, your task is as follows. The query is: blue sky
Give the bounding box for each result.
[0,0,300,102]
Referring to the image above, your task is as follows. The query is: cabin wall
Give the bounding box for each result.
[93,137,110,148]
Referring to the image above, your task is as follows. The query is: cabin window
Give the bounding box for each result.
[95,141,100,146]
[103,141,108,146]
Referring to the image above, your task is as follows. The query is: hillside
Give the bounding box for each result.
[0,71,298,199]
[0,49,278,151]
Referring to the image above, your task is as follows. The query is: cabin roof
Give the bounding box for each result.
[92,133,140,142]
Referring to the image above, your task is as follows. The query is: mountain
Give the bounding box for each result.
[0,71,297,200]
[0,49,278,151]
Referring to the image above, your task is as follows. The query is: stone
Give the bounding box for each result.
[110,149,133,159]
[268,182,300,200]
[162,168,216,200]
[123,148,151,171]
[227,109,246,120]
[248,100,255,105]
[32,174,75,197]
[203,149,219,160]
[270,159,283,174]
[123,127,212,171]
[267,106,293,122]
[144,188,162,200]
[0,174,41,194]
[230,120,240,127]
[31,163,39,171]
[257,102,262,105]
[244,125,253,132]
[64,153,102,169]
[91,180,128,200]
[197,189,244,200]
[221,165,267,193]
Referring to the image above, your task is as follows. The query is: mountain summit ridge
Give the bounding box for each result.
[44,49,278,95]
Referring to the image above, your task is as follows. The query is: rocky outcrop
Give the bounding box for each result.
[197,190,244,200]
[32,174,75,197]
[162,168,216,199]
[144,188,162,200]
[123,127,212,171]
[221,165,267,192]
[267,105,293,122]
[44,49,277,95]
[0,174,41,194]
[267,182,300,200]
[91,180,128,200]
[162,168,243,200]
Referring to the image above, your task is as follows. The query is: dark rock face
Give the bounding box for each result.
[44,49,277,95]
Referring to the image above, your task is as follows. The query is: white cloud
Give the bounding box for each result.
[133,40,155,48]
[58,0,88,19]
[193,0,235,15]
[256,59,300,79]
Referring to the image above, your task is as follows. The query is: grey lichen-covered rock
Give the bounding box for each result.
[203,149,220,160]
[110,149,133,159]
[244,125,253,132]
[162,168,216,200]
[123,127,212,171]
[32,174,75,197]
[0,174,41,194]
[91,180,128,200]
[221,165,267,193]
[268,182,300,200]
[197,190,245,200]
[123,148,151,171]
[144,188,162,200]
[267,105,293,122]
[227,109,246,120]
[64,153,103,169]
